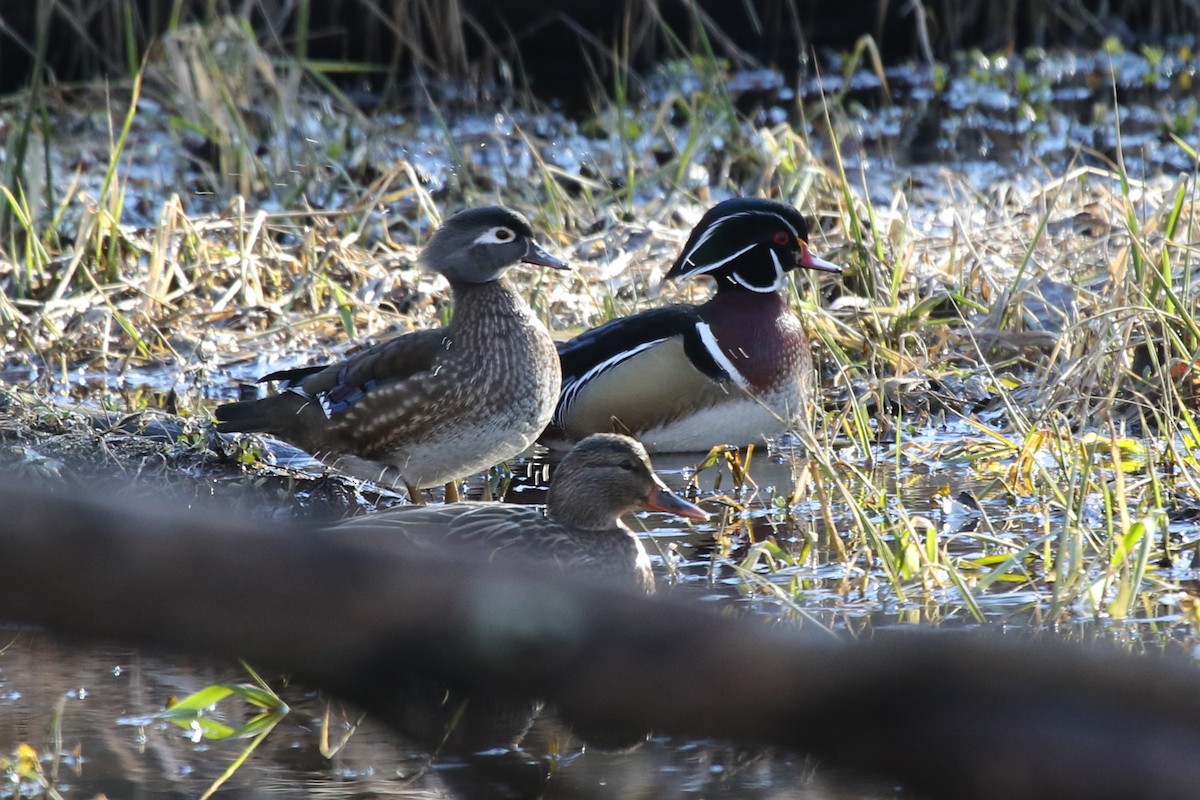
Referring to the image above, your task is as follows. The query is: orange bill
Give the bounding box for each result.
[641,480,708,521]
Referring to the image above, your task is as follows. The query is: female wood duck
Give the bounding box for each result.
[214,206,569,495]
[543,197,841,452]
[331,433,708,593]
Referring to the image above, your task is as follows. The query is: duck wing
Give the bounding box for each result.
[335,503,559,555]
[213,328,449,445]
[550,305,738,439]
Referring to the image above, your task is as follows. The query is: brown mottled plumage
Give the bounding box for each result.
[214,207,568,491]
[330,434,708,593]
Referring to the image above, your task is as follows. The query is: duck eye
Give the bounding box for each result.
[618,459,636,471]
[772,231,792,246]
[494,227,514,242]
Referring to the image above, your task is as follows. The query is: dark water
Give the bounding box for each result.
[0,631,904,799]
[3,422,1196,797]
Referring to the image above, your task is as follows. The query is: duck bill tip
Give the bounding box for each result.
[524,241,570,270]
[642,489,709,521]
[801,250,842,274]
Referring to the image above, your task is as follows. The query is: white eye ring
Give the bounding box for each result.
[475,226,516,245]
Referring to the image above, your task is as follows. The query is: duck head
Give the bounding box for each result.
[666,197,840,292]
[548,433,708,531]
[419,206,569,284]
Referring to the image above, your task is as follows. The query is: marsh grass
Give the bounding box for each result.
[1,740,67,800]
[742,83,1200,630]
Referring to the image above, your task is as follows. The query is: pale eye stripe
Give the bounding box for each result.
[695,321,750,390]
[774,213,800,239]
[682,218,723,256]
[680,211,751,266]
[474,227,514,245]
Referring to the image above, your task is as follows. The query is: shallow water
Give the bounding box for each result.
[0,632,903,800]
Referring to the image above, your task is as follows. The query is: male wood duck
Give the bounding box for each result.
[543,197,841,452]
[331,433,708,593]
[214,206,569,495]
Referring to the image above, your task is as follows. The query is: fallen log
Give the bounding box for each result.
[2,479,1199,800]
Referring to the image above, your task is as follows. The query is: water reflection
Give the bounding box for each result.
[0,632,901,799]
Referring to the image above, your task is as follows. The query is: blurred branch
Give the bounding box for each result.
[2,478,1200,800]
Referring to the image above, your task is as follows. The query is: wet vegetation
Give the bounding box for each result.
[3,0,1200,797]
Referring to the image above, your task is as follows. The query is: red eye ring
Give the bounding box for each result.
[772,231,791,246]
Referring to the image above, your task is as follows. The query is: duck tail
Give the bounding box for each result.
[212,399,275,434]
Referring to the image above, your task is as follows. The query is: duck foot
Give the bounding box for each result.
[404,480,427,506]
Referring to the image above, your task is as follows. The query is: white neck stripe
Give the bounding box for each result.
[695,321,750,389]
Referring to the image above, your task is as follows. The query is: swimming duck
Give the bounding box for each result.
[331,433,707,593]
[214,206,568,495]
[543,197,841,452]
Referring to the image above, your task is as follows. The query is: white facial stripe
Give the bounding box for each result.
[769,249,786,286]
[728,248,784,292]
[695,321,750,389]
[557,338,668,424]
[679,210,801,273]
[689,242,757,274]
[777,213,800,239]
[681,214,730,261]
[731,273,779,292]
[473,226,515,245]
[679,211,758,268]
